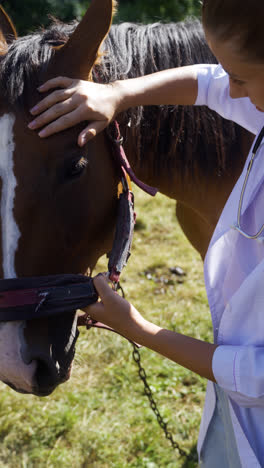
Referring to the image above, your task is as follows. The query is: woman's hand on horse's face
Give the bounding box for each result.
[83,274,146,342]
[28,77,122,146]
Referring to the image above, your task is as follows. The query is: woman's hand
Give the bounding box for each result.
[83,274,147,343]
[84,274,217,381]
[28,77,123,146]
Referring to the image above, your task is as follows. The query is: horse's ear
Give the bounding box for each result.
[49,0,115,80]
[0,5,17,53]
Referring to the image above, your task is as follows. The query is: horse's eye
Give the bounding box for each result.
[68,157,89,178]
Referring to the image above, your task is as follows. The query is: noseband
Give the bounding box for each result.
[0,122,157,343]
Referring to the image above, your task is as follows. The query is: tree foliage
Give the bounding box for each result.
[115,0,201,24]
[2,0,201,35]
[2,0,85,35]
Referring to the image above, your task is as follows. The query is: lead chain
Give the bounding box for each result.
[119,283,196,462]
[132,343,197,463]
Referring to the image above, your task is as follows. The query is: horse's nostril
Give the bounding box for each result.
[21,314,78,395]
[34,358,60,394]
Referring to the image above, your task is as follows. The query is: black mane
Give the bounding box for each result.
[100,20,244,178]
[0,18,245,177]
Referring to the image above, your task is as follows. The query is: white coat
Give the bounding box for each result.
[194,64,264,467]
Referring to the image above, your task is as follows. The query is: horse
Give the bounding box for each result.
[100,19,254,258]
[0,0,253,396]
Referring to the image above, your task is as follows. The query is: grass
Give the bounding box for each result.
[0,188,213,467]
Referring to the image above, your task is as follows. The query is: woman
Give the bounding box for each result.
[28,1,264,466]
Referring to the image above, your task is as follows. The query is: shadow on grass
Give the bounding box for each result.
[181,444,198,468]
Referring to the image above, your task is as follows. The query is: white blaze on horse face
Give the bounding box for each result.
[0,113,36,393]
[0,113,20,278]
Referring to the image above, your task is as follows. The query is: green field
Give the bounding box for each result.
[0,188,213,467]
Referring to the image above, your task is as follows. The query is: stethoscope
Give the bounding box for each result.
[234,125,264,239]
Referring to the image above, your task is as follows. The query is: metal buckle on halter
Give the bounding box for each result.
[115,135,124,146]
[121,175,128,192]
[78,312,97,330]
[35,291,49,312]
[105,271,118,291]
[106,126,124,146]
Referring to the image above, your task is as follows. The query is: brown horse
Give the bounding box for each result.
[0,1,253,396]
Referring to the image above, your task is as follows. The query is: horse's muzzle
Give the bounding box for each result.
[20,313,79,396]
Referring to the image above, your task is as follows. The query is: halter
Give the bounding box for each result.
[106,120,157,283]
[0,122,157,344]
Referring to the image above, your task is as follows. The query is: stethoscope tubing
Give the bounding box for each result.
[235,125,264,239]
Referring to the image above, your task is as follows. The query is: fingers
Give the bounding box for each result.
[29,97,76,130]
[30,87,75,116]
[29,77,113,143]
[78,120,108,146]
[36,108,85,138]
[38,76,74,93]
[92,274,114,301]
[82,274,114,321]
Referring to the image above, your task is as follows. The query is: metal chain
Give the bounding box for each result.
[132,343,196,463]
[118,282,196,463]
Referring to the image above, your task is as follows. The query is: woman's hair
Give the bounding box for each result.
[202,0,264,62]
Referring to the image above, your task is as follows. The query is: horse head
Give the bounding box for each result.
[0,1,118,396]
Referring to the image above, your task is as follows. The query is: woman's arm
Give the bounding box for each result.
[86,275,264,406]
[84,275,217,382]
[28,66,198,145]
[196,64,264,134]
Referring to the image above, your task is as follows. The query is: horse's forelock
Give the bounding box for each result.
[0,22,76,107]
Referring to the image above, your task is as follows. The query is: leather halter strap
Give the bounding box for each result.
[106,120,157,283]
[107,121,158,197]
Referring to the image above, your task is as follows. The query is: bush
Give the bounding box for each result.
[115,0,201,24]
